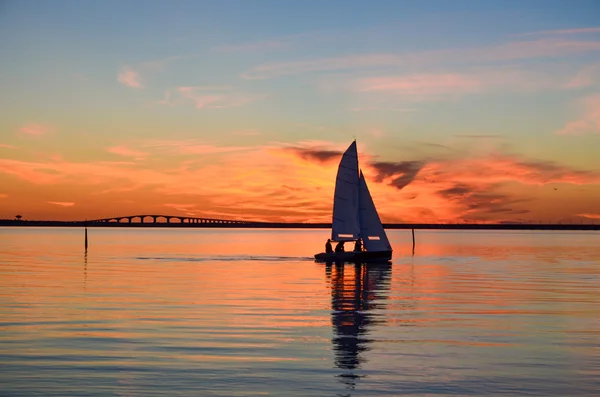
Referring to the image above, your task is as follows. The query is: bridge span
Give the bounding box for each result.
[88,214,256,225]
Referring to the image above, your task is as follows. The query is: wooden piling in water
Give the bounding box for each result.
[411,228,415,254]
[84,225,88,250]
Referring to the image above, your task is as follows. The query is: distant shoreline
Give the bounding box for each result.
[1,219,598,231]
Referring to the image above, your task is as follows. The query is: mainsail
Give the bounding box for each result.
[331,141,360,241]
[358,170,392,252]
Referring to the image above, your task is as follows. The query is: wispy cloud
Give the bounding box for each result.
[215,39,289,53]
[556,94,600,135]
[578,213,600,219]
[232,129,262,136]
[117,55,186,89]
[241,38,600,79]
[351,107,416,112]
[520,27,600,36]
[163,203,198,215]
[140,55,186,71]
[0,193,7,199]
[117,66,143,88]
[142,139,252,155]
[0,144,16,149]
[160,86,266,109]
[346,69,555,105]
[566,63,600,89]
[454,134,503,139]
[356,73,481,102]
[47,201,75,207]
[20,124,49,136]
[107,146,149,159]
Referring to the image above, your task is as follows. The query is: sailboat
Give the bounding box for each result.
[314,141,393,262]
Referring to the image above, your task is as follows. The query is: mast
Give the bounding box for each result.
[331,141,360,241]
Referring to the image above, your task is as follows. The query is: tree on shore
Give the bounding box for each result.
[15,215,22,221]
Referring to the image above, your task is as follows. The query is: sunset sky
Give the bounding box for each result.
[1,0,600,223]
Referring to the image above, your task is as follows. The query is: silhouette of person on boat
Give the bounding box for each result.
[325,239,333,253]
[354,238,362,252]
[335,241,345,253]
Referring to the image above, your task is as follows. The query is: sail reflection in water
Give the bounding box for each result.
[327,262,392,389]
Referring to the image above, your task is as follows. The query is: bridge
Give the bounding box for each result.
[1,215,599,230]
[87,214,257,225]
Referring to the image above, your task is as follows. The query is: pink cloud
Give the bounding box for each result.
[107,146,149,158]
[0,158,149,186]
[241,38,600,79]
[117,66,143,88]
[166,86,265,109]
[578,213,600,219]
[47,201,75,207]
[348,69,553,105]
[556,95,600,135]
[357,74,481,99]
[566,64,600,89]
[20,124,49,136]
[0,144,16,149]
[522,27,600,36]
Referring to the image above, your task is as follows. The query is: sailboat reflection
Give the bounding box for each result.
[327,261,392,390]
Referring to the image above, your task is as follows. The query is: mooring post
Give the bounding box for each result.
[411,228,415,255]
[84,222,88,250]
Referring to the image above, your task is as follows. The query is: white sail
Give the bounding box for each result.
[358,170,392,252]
[331,141,360,241]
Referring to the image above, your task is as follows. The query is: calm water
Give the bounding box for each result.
[0,228,599,396]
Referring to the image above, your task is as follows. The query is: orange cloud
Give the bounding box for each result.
[0,193,7,198]
[117,66,143,88]
[0,144,15,149]
[47,201,75,207]
[232,129,261,136]
[107,146,149,158]
[20,124,49,136]
[142,139,251,155]
[556,95,600,135]
[0,142,598,223]
[578,213,600,219]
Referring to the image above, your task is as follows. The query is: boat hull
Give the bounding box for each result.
[314,250,392,263]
